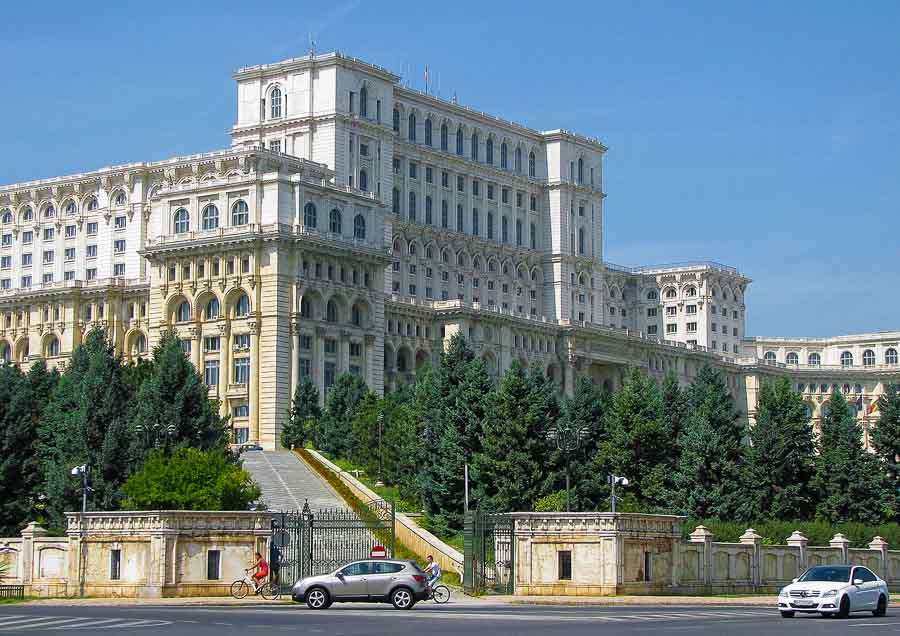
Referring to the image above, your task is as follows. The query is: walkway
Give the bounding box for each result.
[240,450,344,512]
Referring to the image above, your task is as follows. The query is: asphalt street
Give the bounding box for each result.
[2,602,900,635]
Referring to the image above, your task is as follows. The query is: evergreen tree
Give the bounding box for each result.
[380,387,421,498]
[317,373,368,458]
[349,392,381,470]
[40,329,135,531]
[660,372,688,441]
[812,390,887,524]
[671,365,744,518]
[740,376,816,521]
[871,384,900,486]
[558,376,608,511]
[281,377,321,450]
[475,362,557,512]
[130,333,228,458]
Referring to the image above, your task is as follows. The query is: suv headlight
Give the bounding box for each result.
[822,589,837,597]
[778,588,789,598]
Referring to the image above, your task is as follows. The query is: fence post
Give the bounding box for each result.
[786,531,808,577]
[689,525,714,589]
[830,533,850,564]
[868,536,889,579]
[739,528,762,590]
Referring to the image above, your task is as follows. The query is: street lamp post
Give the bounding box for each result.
[547,423,589,512]
[377,412,384,486]
[71,464,90,597]
[608,474,629,513]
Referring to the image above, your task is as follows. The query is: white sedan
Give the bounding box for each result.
[778,564,888,618]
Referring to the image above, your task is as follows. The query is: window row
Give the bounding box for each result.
[394,160,541,209]
[301,203,367,239]
[1,220,114,247]
[0,195,123,224]
[764,348,898,367]
[172,293,252,323]
[172,200,251,234]
[1,264,125,288]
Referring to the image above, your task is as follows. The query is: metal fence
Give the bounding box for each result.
[0,585,24,600]
[463,509,515,595]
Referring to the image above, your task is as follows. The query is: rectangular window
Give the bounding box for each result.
[457,175,464,192]
[114,239,126,253]
[300,335,312,350]
[530,195,537,211]
[516,192,523,208]
[349,342,361,358]
[647,307,657,317]
[487,184,494,200]
[22,253,31,266]
[113,263,125,276]
[425,166,433,183]
[686,304,697,314]
[733,327,738,337]
[665,306,677,316]
[299,358,311,379]
[324,362,336,389]
[87,222,98,236]
[0,256,8,269]
[204,360,220,386]
[324,339,337,354]
[666,323,677,334]
[392,158,401,174]
[712,322,717,331]
[43,272,53,284]
[86,268,96,281]
[642,552,652,582]
[22,231,33,244]
[63,271,74,281]
[43,227,55,241]
[20,275,31,288]
[425,287,432,298]
[233,357,250,384]
[558,550,572,581]
[233,333,250,350]
[87,244,97,258]
[65,225,76,238]
[687,322,697,333]
[205,336,220,352]
[207,550,221,580]
[110,549,122,581]
[409,162,417,179]
[647,325,658,335]
[0,234,10,247]
[180,339,191,355]
[408,284,416,295]
[269,140,281,153]
[441,171,449,188]
[114,216,127,230]
[64,248,76,263]
[472,180,480,196]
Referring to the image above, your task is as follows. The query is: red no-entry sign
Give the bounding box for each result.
[370,545,387,559]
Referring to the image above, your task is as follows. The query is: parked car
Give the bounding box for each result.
[291,559,429,610]
[778,564,888,618]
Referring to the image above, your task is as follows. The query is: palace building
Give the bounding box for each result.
[0,52,896,449]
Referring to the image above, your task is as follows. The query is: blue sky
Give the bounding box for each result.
[1,1,897,337]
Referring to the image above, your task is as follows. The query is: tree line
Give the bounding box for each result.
[0,328,258,536]
[283,333,900,534]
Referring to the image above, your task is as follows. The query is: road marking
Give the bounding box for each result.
[91,619,171,629]
[851,622,900,627]
[0,617,71,629]
[48,618,121,629]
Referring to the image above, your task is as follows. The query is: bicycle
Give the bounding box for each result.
[230,570,281,600]
[426,579,450,604]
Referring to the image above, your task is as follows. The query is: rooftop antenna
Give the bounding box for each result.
[452,91,458,105]
[424,65,429,94]
[308,33,316,58]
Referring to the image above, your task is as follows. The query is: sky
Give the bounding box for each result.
[0,1,897,337]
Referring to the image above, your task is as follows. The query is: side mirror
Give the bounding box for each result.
[853,579,863,586]
[792,578,798,583]
[336,573,345,580]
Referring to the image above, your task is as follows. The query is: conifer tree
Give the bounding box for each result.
[281,377,321,450]
[812,390,887,524]
[740,376,816,521]
[317,372,368,458]
[871,383,900,486]
[558,376,608,510]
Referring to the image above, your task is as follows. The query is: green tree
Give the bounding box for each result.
[122,448,261,511]
[812,390,888,524]
[281,377,321,450]
[379,387,421,497]
[476,361,557,512]
[740,377,817,521]
[557,376,608,511]
[671,365,744,518]
[316,373,368,458]
[871,384,900,486]
[130,333,228,457]
[660,372,688,441]
[40,329,135,531]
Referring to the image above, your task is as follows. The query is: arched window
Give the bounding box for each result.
[840,351,853,367]
[425,196,433,224]
[46,336,59,357]
[528,151,536,177]
[329,208,342,234]
[43,205,55,218]
[176,300,191,323]
[578,157,584,183]
[843,383,852,395]
[456,129,464,155]
[300,297,311,318]
[456,205,464,232]
[134,334,146,354]
[235,294,251,318]
[65,201,77,215]
[351,303,362,326]
[0,210,10,224]
[440,123,448,151]
[392,188,400,215]
[114,191,127,205]
[392,108,400,132]
[786,352,799,365]
[270,87,282,118]
[201,204,219,230]
[359,86,368,117]
[408,192,416,222]
[515,147,522,172]
[501,143,508,169]
[206,298,220,320]
[471,132,478,160]
[487,212,494,239]
[530,223,537,249]
[86,198,98,211]
[408,113,417,141]
[424,119,432,146]
[22,207,33,222]
[647,290,658,300]
[408,241,417,256]
[232,200,249,225]
[685,286,697,297]
[808,352,821,366]
[486,138,493,164]
[341,212,361,241]
[578,228,585,254]
[359,170,368,192]
[326,300,337,322]
[764,351,776,364]
[304,202,317,228]
[863,349,876,367]
[1,342,11,363]
[665,288,677,299]
[441,200,448,228]
[887,348,898,365]
[173,208,190,234]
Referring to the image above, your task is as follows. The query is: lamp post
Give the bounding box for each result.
[608,474,629,513]
[377,412,384,486]
[71,464,90,597]
[547,423,589,512]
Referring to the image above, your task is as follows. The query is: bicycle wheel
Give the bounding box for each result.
[432,585,450,604]
[260,582,281,600]
[230,580,250,599]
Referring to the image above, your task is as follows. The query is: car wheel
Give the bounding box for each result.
[837,595,850,618]
[873,594,887,617]
[306,587,330,610]
[391,586,415,610]
[780,611,795,618]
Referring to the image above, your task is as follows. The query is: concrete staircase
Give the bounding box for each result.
[240,450,344,512]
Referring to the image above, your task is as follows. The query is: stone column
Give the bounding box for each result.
[564,353,577,397]
[290,320,300,400]
[340,330,351,373]
[248,321,260,444]
[20,522,47,587]
[739,528,762,590]
[189,326,201,370]
[315,326,326,404]
[869,536,889,579]
[364,334,376,389]
[786,531,808,577]
[689,525,714,589]
[830,533,850,564]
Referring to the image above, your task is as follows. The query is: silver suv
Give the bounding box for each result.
[291,559,429,610]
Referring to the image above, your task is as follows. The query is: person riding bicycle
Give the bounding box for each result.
[246,552,269,593]
[423,554,441,589]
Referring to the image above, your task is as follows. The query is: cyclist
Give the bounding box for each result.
[423,554,441,591]
[246,552,269,593]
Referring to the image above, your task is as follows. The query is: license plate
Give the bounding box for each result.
[794,600,815,607]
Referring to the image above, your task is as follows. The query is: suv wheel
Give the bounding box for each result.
[837,595,850,618]
[306,587,330,610]
[391,586,414,610]
[874,594,887,617]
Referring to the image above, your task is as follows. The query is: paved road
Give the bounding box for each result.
[3,603,900,635]
[240,450,342,511]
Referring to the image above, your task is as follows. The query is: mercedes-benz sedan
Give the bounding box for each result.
[778,564,888,618]
[291,559,429,610]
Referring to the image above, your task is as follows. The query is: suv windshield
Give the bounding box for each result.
[798,566,852,583]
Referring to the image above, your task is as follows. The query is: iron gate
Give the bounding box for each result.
[270,498,395,592]
[463,508,515,595]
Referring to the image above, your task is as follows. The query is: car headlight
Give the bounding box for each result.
[778,588,789,597]
[822,589,837,597]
